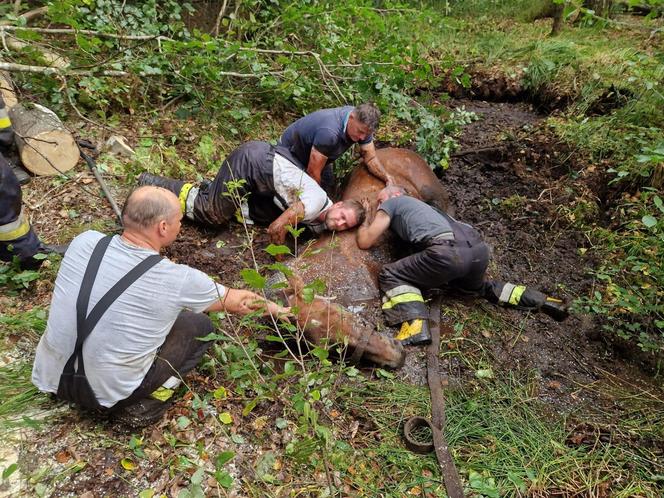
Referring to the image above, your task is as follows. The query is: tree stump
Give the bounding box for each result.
[8,103,78,176]
[0,71,18,108]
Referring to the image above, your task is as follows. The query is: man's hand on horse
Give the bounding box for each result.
[267,219,288,246]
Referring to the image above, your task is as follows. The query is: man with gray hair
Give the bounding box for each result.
[278,103,394,193]
[32,186,288,427]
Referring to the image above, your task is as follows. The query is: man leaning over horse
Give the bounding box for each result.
[138,140,366,244]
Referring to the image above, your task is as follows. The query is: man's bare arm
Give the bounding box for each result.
[206,288,290,319]
[306,147,329,185]
[267,201,306,245]
[360,142,394,185]
[356,209,391,249]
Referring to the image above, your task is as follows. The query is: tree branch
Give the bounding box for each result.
[213,0,229,38]
[0,26,174,42]
[0,61,128,76]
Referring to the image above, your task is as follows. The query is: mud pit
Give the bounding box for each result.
[167,98,661,414]
[11,98,662,498]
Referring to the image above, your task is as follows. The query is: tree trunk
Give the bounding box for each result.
[8,104,78,176]
[584,0,613,17]
[551,2,565,36]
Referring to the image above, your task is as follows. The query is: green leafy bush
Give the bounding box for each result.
[577,190,664,352]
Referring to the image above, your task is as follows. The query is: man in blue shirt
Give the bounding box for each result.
[278,104,394,193]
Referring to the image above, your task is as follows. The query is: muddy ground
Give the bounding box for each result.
[4,97,663,496]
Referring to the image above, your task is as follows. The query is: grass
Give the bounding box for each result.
[0,308,51,432]
[338,372,664,497]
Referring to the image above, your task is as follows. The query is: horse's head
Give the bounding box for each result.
[283,275,405,369]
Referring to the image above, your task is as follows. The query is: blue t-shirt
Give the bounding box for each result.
[278,106,373,169]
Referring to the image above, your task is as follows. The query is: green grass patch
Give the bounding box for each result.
[338,373,664,497]
[0,307,50,431]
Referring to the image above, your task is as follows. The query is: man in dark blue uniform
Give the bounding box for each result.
[278,103,394,193]
[357,186,569,346]
[0,96,54,269]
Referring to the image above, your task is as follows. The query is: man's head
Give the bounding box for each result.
[377,185,407,204]
[324,199,366,231]
[347,103,380,143]
[122,186,183,248]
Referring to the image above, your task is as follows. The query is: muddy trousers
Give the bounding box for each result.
[139,142,282,228]
[0,153,43,269]
[138,163,238,229]
[111,312,213,426]
[379,240,554,326]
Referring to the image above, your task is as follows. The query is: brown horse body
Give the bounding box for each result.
[283,148,449,368]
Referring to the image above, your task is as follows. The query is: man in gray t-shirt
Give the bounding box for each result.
[357,187,569,346]
[33,186,288,427]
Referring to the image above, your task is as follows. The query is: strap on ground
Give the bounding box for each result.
[403,295,464,497]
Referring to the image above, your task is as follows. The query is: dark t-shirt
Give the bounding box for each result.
[379,196,453,245]
[278,106,373,168]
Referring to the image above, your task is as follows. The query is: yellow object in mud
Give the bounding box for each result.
[396,319,424,341]
[150,386,175,402]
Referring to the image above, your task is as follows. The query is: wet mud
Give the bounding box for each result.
[437,99,660,411]
[164,98,661,417]
[11,96,662,497]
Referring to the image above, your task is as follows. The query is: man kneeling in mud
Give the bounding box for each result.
[138,141,365,244]
[357,186,569,346]
[32,186,289,427]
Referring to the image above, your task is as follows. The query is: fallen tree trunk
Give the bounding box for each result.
[4,37,69,69]
[8,103,78,176]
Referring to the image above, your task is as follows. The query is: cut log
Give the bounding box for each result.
[0,71,18,108]
[8,103,78,176]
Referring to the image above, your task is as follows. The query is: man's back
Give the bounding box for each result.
[378,196,455,246]
[279,106,366,166]
[32,230,225,407]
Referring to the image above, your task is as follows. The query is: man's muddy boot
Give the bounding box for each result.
[39,243,69,256]
[11,164,31,186]
[396,319,431,346]
[112,397,173,428]
[483,281,570,322]
[137,172,185,197]
[540,297,569,322]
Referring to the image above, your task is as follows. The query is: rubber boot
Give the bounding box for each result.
[39,243,69,256]
[395,319,431,346]
[11,163,31,186]
[137,172,185,197]
[540,297,569,322]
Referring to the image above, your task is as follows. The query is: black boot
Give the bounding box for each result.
[540,297,569,322]
[395,319,431,346]
[137,172,185,196]
[38,243,69,256]
[11,163,31,186]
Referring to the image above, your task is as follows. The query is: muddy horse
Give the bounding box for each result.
[279,148,449,369]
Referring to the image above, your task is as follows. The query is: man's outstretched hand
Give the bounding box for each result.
[267,219,288,245]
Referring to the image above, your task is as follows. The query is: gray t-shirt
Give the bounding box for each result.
[379,196,453,245]
[32,231,227,408]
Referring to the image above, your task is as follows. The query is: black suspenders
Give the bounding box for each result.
[57,235,163,409]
